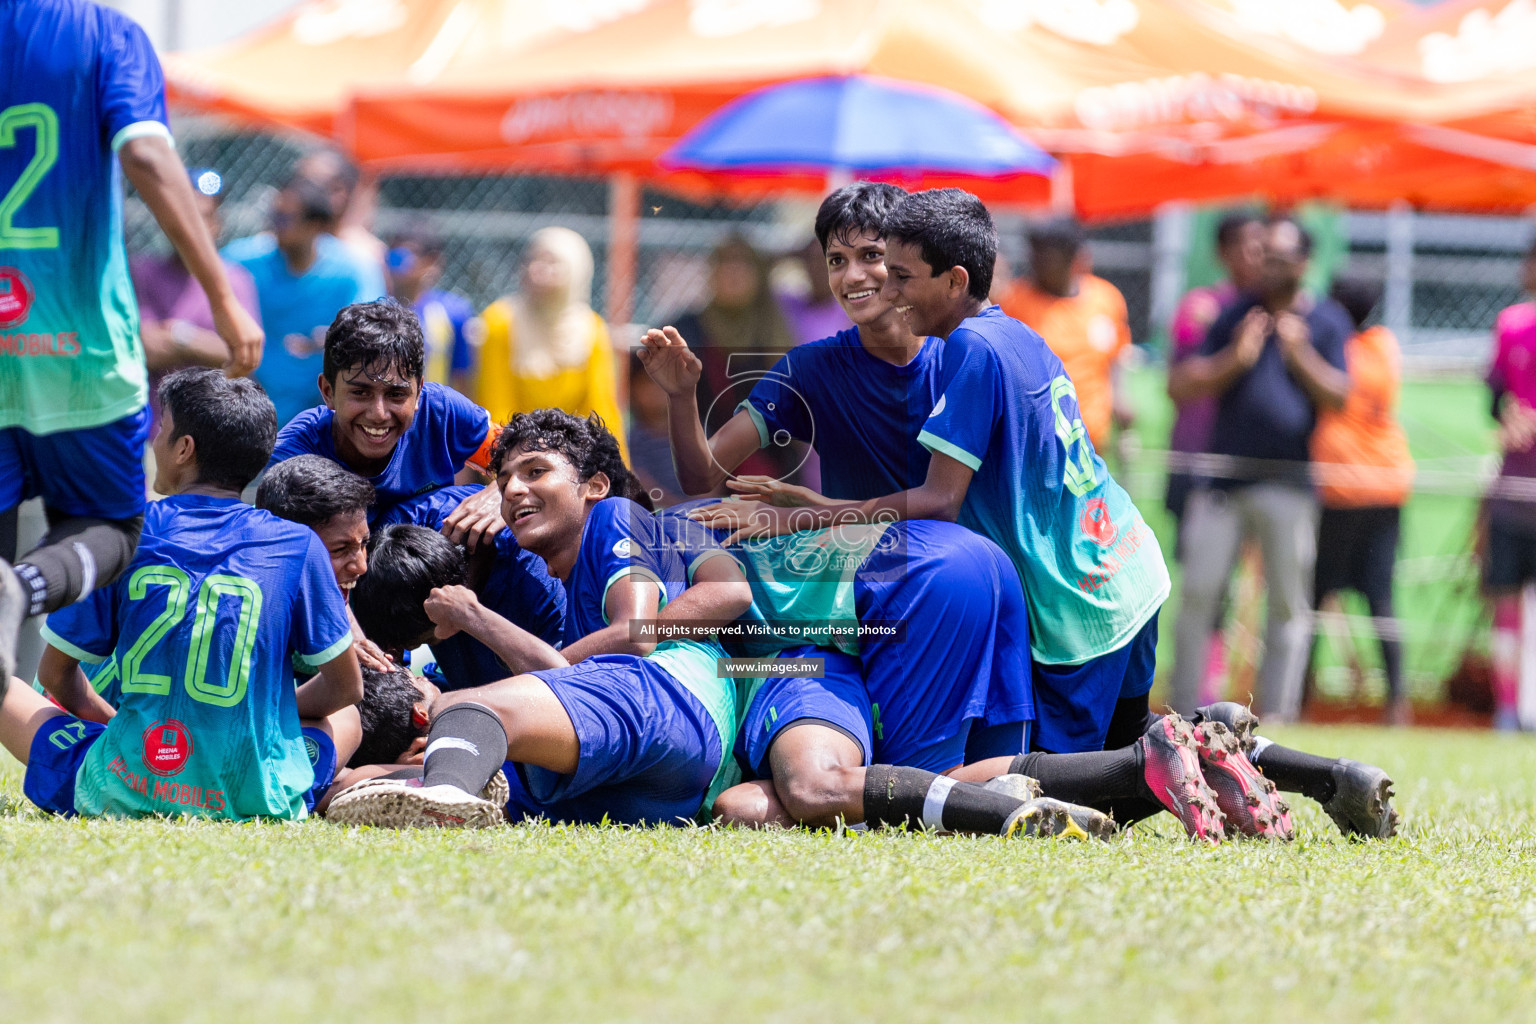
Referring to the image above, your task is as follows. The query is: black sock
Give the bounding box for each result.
[14,514,141,617]
[1009,747,1145,806]
[862,765,1027,836]
[1103,696,1158,751]
[1098,797,1165,827]
[1252,741,1337,803]
[421,703,507,795]
[377,767,424,782]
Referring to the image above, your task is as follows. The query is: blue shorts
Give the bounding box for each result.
[0,406,150,520]
[855,521,1034,767]
[964,720,1032,763]
[301,727,338,814]
[23,714,107,817]
[1032,610,1160,754]
[735,646,873,779]
[516,654,724,826]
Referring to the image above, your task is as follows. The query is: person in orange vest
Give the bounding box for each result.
[1310,277,1415,725]
[998,218,1134,452]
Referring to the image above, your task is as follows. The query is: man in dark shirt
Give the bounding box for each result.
[1166,217,1351,721]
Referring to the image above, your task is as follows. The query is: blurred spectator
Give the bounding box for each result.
[296,149,389,299]
[998,218,1133,451]
[671,234,799,481]
[627,351,686,509]
[777,237,851,346]
[386,227,478,396]
[476,227,626,457]
[1483,241,1536,730]
[1310,276,1415,725]
[1165,210,1266,530]
[224,175,375,426]
[131,167,261,427]
[1166,218,1352,720]
[1164,211,1265,705]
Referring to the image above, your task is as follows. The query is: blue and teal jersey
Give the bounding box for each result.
[563,497,736,764]
[40,495,354,819]
[918,305,1169,664]
[0,0,169,433]
[741,328,944,500]
[267,382,495,521]
[378,485,566,688]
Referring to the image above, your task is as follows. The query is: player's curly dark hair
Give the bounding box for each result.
[349,666,425,768]
[489,408,644,504]
[351,524,467,650]
[322,299,426,385]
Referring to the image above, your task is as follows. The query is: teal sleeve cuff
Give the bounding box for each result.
[111,120,173,152]
[737,401,771,449]
[39,624,109,665]
[294,631,355,671]
[917,429,984,472]
[601,566,667,625]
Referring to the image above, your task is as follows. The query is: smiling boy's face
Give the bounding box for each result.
[825,231,900,328]
[320,365,422,471]
[498,447,607,561]
[881,239,966,339]
[313,511,369,596]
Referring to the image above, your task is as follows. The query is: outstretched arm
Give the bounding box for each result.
[119,136,263,377]
[688,450,974,545]
[639,327,761,495]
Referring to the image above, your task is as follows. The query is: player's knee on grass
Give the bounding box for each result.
[429,674,579,774]
[0,680,68,764]
[768,723,867,827]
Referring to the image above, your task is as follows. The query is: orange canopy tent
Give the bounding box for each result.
[342,0,1536,217]
[162,0,619,136]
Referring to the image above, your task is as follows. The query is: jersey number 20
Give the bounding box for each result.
[0,103,60,250]
[120,566,263,708]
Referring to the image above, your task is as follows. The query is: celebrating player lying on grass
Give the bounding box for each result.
[364,483,566,687]
[324,410,751,828]
[0,0,265,696]
[0,369,362,820]
[264,300,505,547]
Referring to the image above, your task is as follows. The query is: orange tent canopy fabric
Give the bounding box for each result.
[163,0,610,136]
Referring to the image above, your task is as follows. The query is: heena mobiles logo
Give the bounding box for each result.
[501,92,675,145]
[142,719,194,777]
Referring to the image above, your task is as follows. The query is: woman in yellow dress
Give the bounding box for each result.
[475,226,626,458]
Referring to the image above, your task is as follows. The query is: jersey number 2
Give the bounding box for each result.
[0,103,60,251]
[120,566,264,708]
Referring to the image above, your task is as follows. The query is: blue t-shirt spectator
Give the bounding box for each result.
[416,288,476,387]
[225,233,380,426]
[1199,293,1353,487]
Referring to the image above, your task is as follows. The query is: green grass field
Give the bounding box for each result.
[4,726,1534,1023]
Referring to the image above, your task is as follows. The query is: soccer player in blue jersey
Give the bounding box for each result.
[640,182,940,503]
[0,369,362,820]
[327,410,749,827]
[265,301,504,545]
[0,0,265,692]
